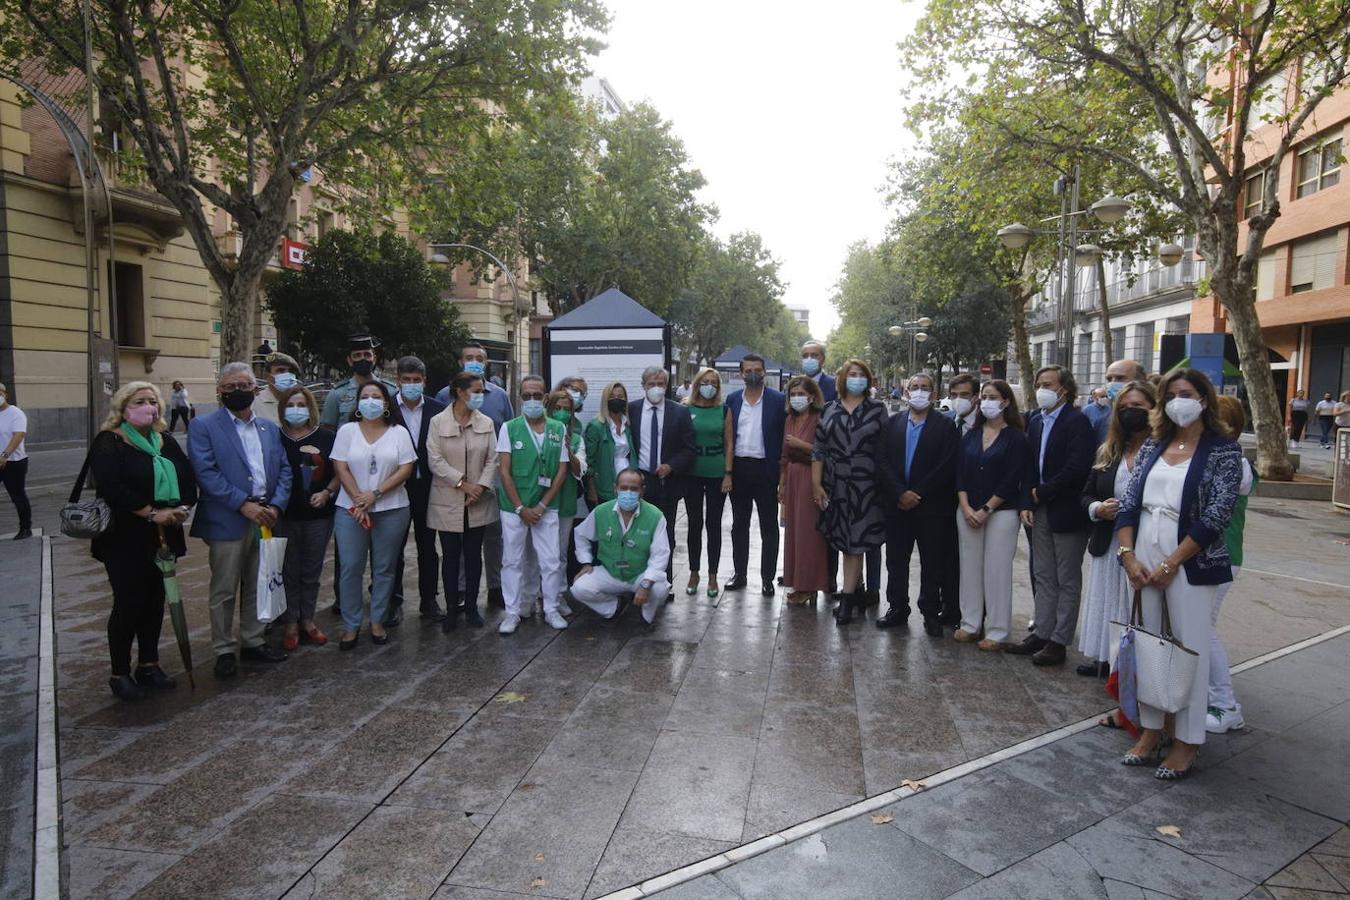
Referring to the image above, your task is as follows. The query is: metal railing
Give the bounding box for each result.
[1026,251,1205,327]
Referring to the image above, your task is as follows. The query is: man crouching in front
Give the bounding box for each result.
[570,468,671,624]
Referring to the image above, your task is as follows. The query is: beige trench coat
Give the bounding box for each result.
[426,407,500,532]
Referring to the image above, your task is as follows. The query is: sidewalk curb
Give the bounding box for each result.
[34,531,62,899]
[604,620,1350,899]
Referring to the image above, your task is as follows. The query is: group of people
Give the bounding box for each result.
[84,332,1260,782]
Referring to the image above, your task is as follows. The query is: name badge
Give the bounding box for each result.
[538,476,552,488]
[514,440,524,450]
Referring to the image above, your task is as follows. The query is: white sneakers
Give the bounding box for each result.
[557,596,573,617]
[1205,705,1245,734]
[545,611,569,630]
[497,613,521,635]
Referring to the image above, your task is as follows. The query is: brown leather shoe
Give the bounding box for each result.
[977,638,1002,652]
[952,628,980,643]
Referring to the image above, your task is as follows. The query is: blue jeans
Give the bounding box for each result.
[335,506,411,634]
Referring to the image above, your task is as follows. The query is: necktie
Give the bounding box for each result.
[649,404,661,470]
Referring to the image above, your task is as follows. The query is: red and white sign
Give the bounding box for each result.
[281,239,310,270]
[979,363,993,375]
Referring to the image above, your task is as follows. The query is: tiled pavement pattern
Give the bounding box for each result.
[0,535,43,900]
[0,487,1345,899]
[663,632,1350,900]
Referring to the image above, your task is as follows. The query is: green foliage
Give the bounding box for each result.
[265,230,471,382]
[668,231,790,366]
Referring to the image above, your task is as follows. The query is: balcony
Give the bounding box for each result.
[1026,250,1206,328]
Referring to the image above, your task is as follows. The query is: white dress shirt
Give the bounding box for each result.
[398,395,425,449]
[611,418,631,475]
[574,503,672,585]
[640,401,663,471]
[232,412,268,498]
[735,391,766,458]
[1038,402,1065,479]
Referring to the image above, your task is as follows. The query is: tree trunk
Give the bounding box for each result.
[1096,257,1112,365]
[1008,283,1034,404]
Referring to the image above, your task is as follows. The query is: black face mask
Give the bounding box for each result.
[607,397,627,415]
[1119,406,1151,434]
[744,372,765,387]
[221,389,254,412]
[351,359,374,377]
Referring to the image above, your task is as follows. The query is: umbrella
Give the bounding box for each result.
[157,527,195,689]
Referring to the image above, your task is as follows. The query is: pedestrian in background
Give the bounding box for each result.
[1076,380,1155,681]
[682,367,729,598]
[1117,367,1242,779]
[426,371,498,631]
[0,381,33,539]
[91,381,196,700]
[1315,391,1336,448]
[584,381,636,506]
[1288,389,1308,448]
[188,362,291,678]
[780,375,828,604]
[953,379,1027,650]
[169,380,193,433]
[812,358,887,624]
[275,386,337,651]
[331,382,415,650]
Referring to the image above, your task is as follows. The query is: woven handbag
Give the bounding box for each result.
[59,450,112,539]
[1128,589,1199,714]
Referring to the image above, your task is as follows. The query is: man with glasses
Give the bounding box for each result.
[628,366,695,584]
[252,351,302,423]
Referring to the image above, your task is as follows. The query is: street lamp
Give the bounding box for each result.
[890,318,933,376]
[428,241,527,393]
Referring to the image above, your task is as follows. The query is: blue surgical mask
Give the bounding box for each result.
[616,490,640,511]
[283,407,310,426]
[699,383,717,400]
[567,388,584,412]
[273,372,298,390]
[467,393,485,411]
[358,397,385,420]
[789,395,810,412]
[522,399,546,419]
[463,361,485,377]
[400,383,423,403]
[846,376,869,396]
[1105,381,1125,401]
[801,357,821,376]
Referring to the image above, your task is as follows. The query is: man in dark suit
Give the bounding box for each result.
[629,366,696,583]
[873,372,959,635]
[725,353,786,595]
[1006,364,1097,666]
[389,355,448,624]
[800,340,837,402]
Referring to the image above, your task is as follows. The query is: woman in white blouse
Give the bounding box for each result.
[331,382,416,650]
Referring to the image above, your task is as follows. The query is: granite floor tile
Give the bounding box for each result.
[715,816,980,899]
[64,845,180,900]
[1315,828,1350,859]
[583,825,734,899]
[621,731,757,843]
[996,727,1170,817]
[1216,703,1350,824]
[649,875,745,899]
[61,779,161,845]
[434,886,546,900]
[740,781,862,842]
[860,747,967,796]
[1314,853,1350,891]
[1066,821,1256,898]
[664,667,769,740]
[1265,855,1349,893]
[944,840,1111,899]
[133,794,370,899]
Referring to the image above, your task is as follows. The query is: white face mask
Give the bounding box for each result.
[1036,388,1060,411]
[979,399,1004,419]
[1165,396,1204,428]
[789,395,810,412]
[951,397,973,418]
[907,389,931,411]
[645,386,666,405]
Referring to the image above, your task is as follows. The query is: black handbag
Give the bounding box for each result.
[59,450,113,539]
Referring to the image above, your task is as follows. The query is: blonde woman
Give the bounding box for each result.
[91,381,197,700]
[682,366,730,597]
[584,381,636,505]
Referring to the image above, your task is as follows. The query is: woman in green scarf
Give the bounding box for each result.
[91,381,197,701]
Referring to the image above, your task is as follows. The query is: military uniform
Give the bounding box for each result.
[320,374,398,427]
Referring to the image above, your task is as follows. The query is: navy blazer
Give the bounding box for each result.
[1023,404,1096,533]
[725,387,787,484]
[627,398,696,478]
[188,407,292,541]
[402,395,447,496]
[956,426,1028,511]
[815,373,837,403]
[876,410,959,518]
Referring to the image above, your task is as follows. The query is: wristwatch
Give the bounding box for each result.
[372,488,384,502]
[1116,545,1134,559]
[639,579,654,590]
[514,504,524,515]
[979,504,991,513]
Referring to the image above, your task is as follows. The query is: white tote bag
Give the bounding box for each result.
[1130,590,1199,714]
[256,527,288,623]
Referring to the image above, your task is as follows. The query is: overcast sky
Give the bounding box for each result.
[594,1,921,339]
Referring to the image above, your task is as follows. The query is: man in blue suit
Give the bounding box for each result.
[800,340,837,402]
[725,354,786,596]
[189,362,293,678]
[1006,364,1096,667]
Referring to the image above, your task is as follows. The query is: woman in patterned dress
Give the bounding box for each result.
[811,358,887,624]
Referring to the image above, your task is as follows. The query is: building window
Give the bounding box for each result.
[1244,170,1267,219]
[1255,249,1279,301]
[1289,231,1340,293]
[110,261,146,347]
[529,338,541,375]
[1165,316,1189,335]
[317,209,336,239]
[1134,322,1154,374]
[1110,327,1126,359]
[1296,133,1342,199]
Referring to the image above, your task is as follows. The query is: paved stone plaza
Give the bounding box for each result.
[2,474,1347,899]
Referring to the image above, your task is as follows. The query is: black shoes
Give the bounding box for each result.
[923,617,944,637]
[725,575,748,591]
[213,654,237,678]
[109,675,147,701]
[371,632,389,646]
[487,588,505,609]
[862,590,881,607]
[1004,635,1047,657]
[240,645,287,663]
[339,634,358,651]
[133,665,176,691]
[420,601,446,622]
[834,592,855,625]
[1076,661,1110,678]
[463,602,485,628]
[875,606,909,630]
[383,607,404,627]
[14,527,32,540]
[762,582,775,597]
[1032,641,1067,666]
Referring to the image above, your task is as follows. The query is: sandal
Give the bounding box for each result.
[1098,711,1123,729]
[300,623,328,646]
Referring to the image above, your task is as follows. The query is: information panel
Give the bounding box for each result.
[545,327,667,426]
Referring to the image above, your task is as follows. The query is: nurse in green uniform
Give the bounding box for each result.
[682,366,731,598]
